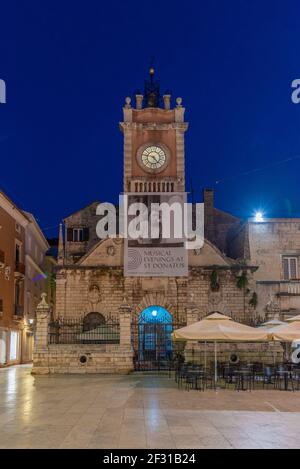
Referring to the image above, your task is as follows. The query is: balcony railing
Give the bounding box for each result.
[14,261,25,276]
[278,281,300,295]
[14,305,24,317]
[127,177,178,193]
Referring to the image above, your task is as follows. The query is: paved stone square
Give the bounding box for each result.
[1,365,300,449]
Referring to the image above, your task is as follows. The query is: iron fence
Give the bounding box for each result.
[48,315,120,344]
[131,317,187,371]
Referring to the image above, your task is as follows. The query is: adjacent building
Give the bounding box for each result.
[0,191,28,366]
[0,191,49,366]
[231,218,300,320]
[23,212,49,362]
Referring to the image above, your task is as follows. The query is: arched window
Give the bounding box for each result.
[138,306,172,324]
[83,312,105,332]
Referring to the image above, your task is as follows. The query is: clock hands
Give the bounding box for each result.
[148,152,160,164]
[141,146,166,169]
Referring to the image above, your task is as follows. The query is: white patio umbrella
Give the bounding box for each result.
[172,313,269,385]
[260,319,286,328]
[286,314,300,322]
[259,320,286,364]
[269,320,300,342]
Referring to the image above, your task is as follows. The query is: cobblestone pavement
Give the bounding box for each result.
[1,365,300,449]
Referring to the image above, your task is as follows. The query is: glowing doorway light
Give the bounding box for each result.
[151,310,158,317]
[254,211,264,222]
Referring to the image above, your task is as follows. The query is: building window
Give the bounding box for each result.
[15,242,21,264]
[15,282,20,306]
[73,228,83,242]
[67,227,89,242]
[282,257,298,280]
[0,249,5,266]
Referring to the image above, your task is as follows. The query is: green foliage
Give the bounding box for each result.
[236,271,248,290]
[210,270,220,292]
[47,271,56,293]
[249,291,258,308]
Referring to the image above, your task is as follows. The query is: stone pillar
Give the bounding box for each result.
[32,293,50,375]
[163,94,171,110]
[135,94,143,110]
[35,293,50,351]
[119,300,132,348]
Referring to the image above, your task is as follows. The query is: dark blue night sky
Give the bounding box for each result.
[1,1,300,238]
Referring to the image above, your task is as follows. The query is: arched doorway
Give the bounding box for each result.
[132,306,185,371]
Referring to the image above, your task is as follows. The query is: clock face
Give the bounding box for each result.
[141,145,166,170]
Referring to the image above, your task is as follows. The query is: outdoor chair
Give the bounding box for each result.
[176,364,189,388]
[292,369,300,391]
[223,366,237,388]
[234,368,253,392]
[262,366,276,389]
[203,370,215,390]
[185,369,205,391]
[274,369,295,391]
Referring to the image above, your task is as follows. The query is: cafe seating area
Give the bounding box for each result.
[174,361,300,392]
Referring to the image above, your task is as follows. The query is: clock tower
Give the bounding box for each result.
[120,68,189,194]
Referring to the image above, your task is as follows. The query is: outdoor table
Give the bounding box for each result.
[186,369,206,390]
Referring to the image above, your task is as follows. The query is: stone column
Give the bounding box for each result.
[35,293,50,351]
[32,293,50,375]
[119,301,132,348]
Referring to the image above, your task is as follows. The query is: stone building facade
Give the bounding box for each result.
[0,191,50,366]
[33,70,266,374]
[0,191,28,366]
[230,218,300,321]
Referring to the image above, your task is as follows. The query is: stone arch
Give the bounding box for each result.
[134,293,176,318]
[201,302,231,319]
[138,306,173,323]
[83,312,105,331]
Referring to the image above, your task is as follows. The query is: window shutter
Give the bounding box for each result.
[290,258,297,279]
[83,227,89,241]
[67,228,73,242]
[283,258,289,280]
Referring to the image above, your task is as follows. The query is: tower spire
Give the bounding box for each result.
[144,60,160,108]
[57,222,64,265]
[149,60,155,84]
